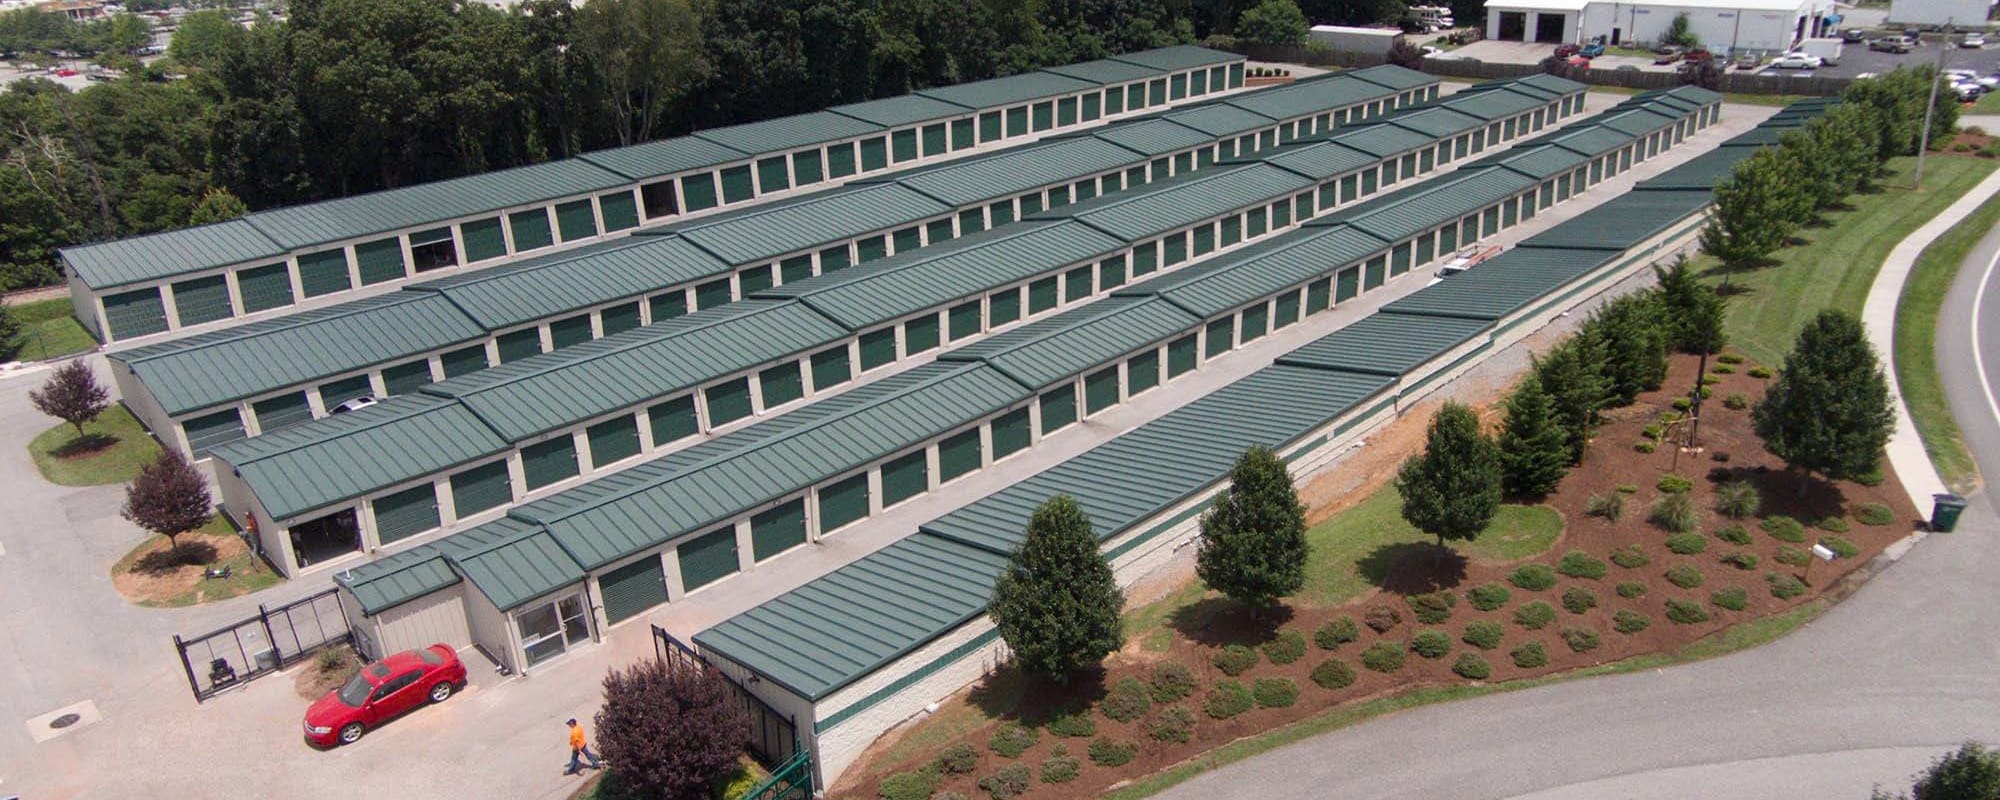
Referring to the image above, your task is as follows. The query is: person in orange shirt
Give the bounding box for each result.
[565,718,603,775]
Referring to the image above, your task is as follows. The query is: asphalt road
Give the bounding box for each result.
[1938,199,2000,503]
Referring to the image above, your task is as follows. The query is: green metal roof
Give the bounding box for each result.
[1033,164,1312,242]
[1542,126,1635,157]
[692,111,884,155]
[578,135,754,182]
[1088,118,1218,156]
[1120,225,1389,317]
[675,183,952,265]
[755,221,1123,329]
[1038,58,1162,86]
[693,535,1009,701]
[885,136,1147,207]
[1517,188,1713,251]
[112,293,484,416]
[413,235,727,330]
[1106,45,1242,72]
[1382,106,1485,138]
[917,71,1096,109]
[337,541,463,615]
[514,362,1031,569]
[939,296,1198,389]
[1429,87,1543,121]
[1593,107,1681,137]
[1338,64,1437,91]
[827,94,976,128]
[1276,313,1492,376]
[1312,167,1535,243]
[1379,246,1619,322]
[1220,73,1402,121]
[244,159,634,250]
[1726,127,1791,146]
[1321,121,1432,158]
[63,220,285,290]
[1512,73,1589,97]
[1251,140,1378,181]
[1636,147,1758,191]
[452,523,586,610]
[1156,103,1278,137]
[1473,143,1589,180]
[214,394,510,521]
[420,300,847,441]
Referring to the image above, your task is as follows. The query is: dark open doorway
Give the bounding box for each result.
[1535,14,1567,43]
[290,509,360,569]
[1498,11,1526,40]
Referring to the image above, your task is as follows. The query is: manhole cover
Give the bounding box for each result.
[48,713,81,729]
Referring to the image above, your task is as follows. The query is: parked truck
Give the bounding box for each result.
[1308,25,1403,58]
[1793,37,1844,66]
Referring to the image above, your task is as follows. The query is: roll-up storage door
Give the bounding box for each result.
[936,428,981,483]
[355,238,406,285]
[881,450,928,506]
[252,392,314,434]
[237,263,295,313]
[705,378,753,425]
[381,360,432,396]
[599,557,668,624]
[450,461,513,517]
[678,528,738,591]
[817,474,870,533]
[183,408,245,456]
[521,437,580,490]
[719,166,755,204]
[172,275,233,325]
[752,499,806,561]
[103,288,169,340]
[373,484,440,545]
[599,193,640,232]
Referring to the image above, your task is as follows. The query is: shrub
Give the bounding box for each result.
[1101,677,1152,722]
[989,723,1038,759]
[1203,680,1254,719]
[1635,441,1657,454]
[1146,706,1194,743]
[1714,482,1759,518]
[1613,609,1651,633]
[1310,658,1356,689]
[1561,585,1598,614]
[1767,573,1806,599]
[1665,598,1711,624]
[1510,641,1549,668]
[936,743,979,775]
[1716,524,1752,545]
[1560,626,1601,653]
[1775,545,1809,566]
[1711,586,1749,611]
[1087,738,1136,767]
[1252,677,1298,708]
[1701,375,1722,386]
[1361,641,1406,673]
[1817,516,1850,533]
[594,658,750,800]
[1586,492,1626,521]
[1718,353,1744,364]
[1509,564,1558,591]
[1672,397,1692,411]
[1665,564,1705,589]
[1261,630,1307,665]
[1610,545,1650,569]
[1698,385,1712,399]
[1364,604,1401,632]
[1616,484,1639,494]
[1556,550,1608,580]
[1463,620,1504,650]
[1722,393,1749,410]
[1149,662,1196,704]
[978,764,1032,799]
[1855,502,1895,526]
[880,769,939,800]
[1824,535,1859,558]
[1212,644,1259,676]
[1452,652,1493,680]
[1616,581,1647,598]
[1514,601,1557,630]
[1040,749,1080,784]
[1049,712,1096,739]
[1466,583,1512,611]
[1711,364,1735,374]
[1650,493,1699,533]
[1721,552,1760,570]
[1314,617,1360,650]
[1407,591,1457,624]
[1761,515,1806,543]
[1665,532,1708,555]
[1748,366,1772,378]
[1854,467,1885,487]
[1642,423,1665,441]
[1411,629,1453,659]
[1657,474,1694,494]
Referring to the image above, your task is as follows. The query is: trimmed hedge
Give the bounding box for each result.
[1364,604,1402,632]
[1452,652,1493,680]
[1509,564,1558,591]
[1315,617,1361,649]
[1657,474,1693,494]
[1361,641,1406,673]
[1463,620,1504,650]
[879,769,939,800]
[1213,644,1259,676]
[1511,641,1549,668]
[1514,601,1557,630]
[1311,658,1356,689]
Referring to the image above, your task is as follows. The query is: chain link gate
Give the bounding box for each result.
[173,588,350,702]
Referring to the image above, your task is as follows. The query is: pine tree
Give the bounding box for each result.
[989,495,1124,683]
[1396,403,1503,551]
[1533,338,1610,463]
[1654,257,1727,354]
[1196,446,1308,612]
[1585,292,1669,406]
[1752,311,1894,490]
[1497,373,1570,499]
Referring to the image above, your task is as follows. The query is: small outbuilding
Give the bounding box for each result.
[1486,0,1834,52]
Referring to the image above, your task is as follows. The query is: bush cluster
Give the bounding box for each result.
[1616,484,1639,494]
[1452,652,1493,680]
[1514,601,1557,630]
[1767,573,1806,599]
[989,723,1038,758]
[1311,658,1356,690]
[879,769,938,800]
[1149,662,1196,704]
[1560,626,1601,653]
[1407,592,1457,624]
[1774,545,1809,567]
[1147,706,1194,743]
[1657,474,1693,494]
[979,764,1032,799]
[1361,641,1406,673]
[1635,441,1657,454]
[1511,641,1549,669]
[1040,749,1080,784]
[1212,644,1259,676]
[1556,550,1608,580]
[1364,604,1402,632]
[1411,630,1453,659]
[1314,616,1361,650]
[1586,492,1626,521]
[1466,583,1512,611]
[1087,738,1136,767]
[1716,524,1752,545]
[1817,516,1850,533]
[1854,502,1896,526]
[1101,677,1152,722]
[1561,586,1598,615]
[1203,680,1254,720]
[1721,552,1759,571]
[1761,515,1806,543]
[936,743,979,775]
[1252,677,1298,709]
[1650,493,1699,533]
[1665,532,1708,555]
[1711,364,1735,375]
[1672,397,1693,411]
[1711,586,1749,611]
[1261,630,1307,665]
[1722,393,1750,410]
[1509,564,1558,591]
[1824,535,1859,558]
[1462,620,1504,650]
[1747,366,1772,379]
[1613,609,1651,633]
[1665,564,1705,589]
[1665,598,1711,624]
[1610,545,1650,569]
[1049,712,1096,739]
[1616,581,1647,599]
[1717,353,1744,365]
[1714,481,1760,518]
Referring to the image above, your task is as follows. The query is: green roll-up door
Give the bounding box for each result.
[695,278,732,310]
[678,528,738,591]
[904,314,940,354]
[441,344,488,378]
[817,473,870,533]
[1391,244,1411,277]
[1099,258,1125,290]
[461,218,507,263]
[827,143,856,178]
[892,226,921,254]
[946,302,983,343]
[1028,277,1058,314]
[381,360,431,396]
[1132,242,1158,276]
[1220,216,1242,248]
[296,251,352,299]
[820,245,851,272]
[925,218,953,246]
[521,437,579,490]
[990,407,1030,459]
[649,395,698,445]
[1336,267,1358,302]
[1229,62,1244,87]
[651,291,688,321]
[951,118,974,151]
[791,151,824,186]
[1127,350,1159,395]
[587,415,641,467]
[1365,255,1385,289]
[599,193,640,232]
[1057,97,1077,126]
[1018,193,1041,215]
[1149,78,1166,106]
[252,392,313,434]
[1167,335,1197,378]
[1193,225,1215,257]
[236,263,294,313]
[509,209,555,251]
[1106,86,1125,115]
[1190,69,1207,95]
[705,377,753,425]
[1129,83,1147,110]
[549,314,592,349]
[1081,93,1100,121]
[779,255,814,284]
[759,361,803,407]
[1006,106,1028,137]
[1241,304,1269,342]
[1416,235,1436,267]
[719,166,755,204]
[1246,208,1267,238]
[171,275,232,325]
[881,450,928,506]
[1164,235,1187,266]
[601,302,641,336]
[859,137,888,172]
[856,237,887,263]
[182,408,245,456]
[683,172,719,211]
[756,156,790,193]
[936,428,981,483]
[1307,280,1331,314]
[1084,366,1120,415]
[891,129,918,162]
[354,238,406,286]
[320,374,373,408]
[811,345,853,388]
[752,499,807,561]
[1274,291,1300,328]
[739,266,773,295]
[958,208,985,235]
[373,484,440,545]
[979,111,1001,143]
[921,123,946,156]
[1064,265,1093,302]
[598,557,668,624]
[1205,318,1234,357]
[450,460,513,517]
[1040,386,1076,434]
[858,328,897,370]
[989,200,1014,226]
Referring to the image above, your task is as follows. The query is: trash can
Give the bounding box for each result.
[1930,493,1968,533]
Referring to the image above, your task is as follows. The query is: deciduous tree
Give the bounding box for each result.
[1700,148,1800,268]
[574,0,708,147]
[187,187,249,225]
[30,358,109,438]
[1196,446,1307,611]
[1871,742,2000,800]
[594,659,749,800]
[989,495,1124,683]
[1235,0,1309,47]
[1752,310,1894,490]
[1396,402,1502,550]
[120,450,213,553]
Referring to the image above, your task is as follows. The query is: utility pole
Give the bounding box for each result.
[1915,21,1953,190]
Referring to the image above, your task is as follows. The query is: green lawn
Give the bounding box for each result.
[3,297,95,362]
[1893,190,2000,493]
[28,404,163,486]
[1699,156,1999,367]
[1970,92,2000,116]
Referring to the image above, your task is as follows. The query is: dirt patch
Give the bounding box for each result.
[837,351,1919,800]
[1940,129,1997,158]
[110,530,277,607]
[293,646,362,700]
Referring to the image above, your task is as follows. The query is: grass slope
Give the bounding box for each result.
[4,297,95,362]
[1893,190,2000,492]
[29,405,164,486]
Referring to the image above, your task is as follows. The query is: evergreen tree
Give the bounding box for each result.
[1654,257,1727,354]
[1752,310,1894,489]
[187,187,249,226]
[1396,403,1503,551]
[1533,337,1610,463]
[1585,292,1669,406]
[1497,373,1570,499]
[1871,742,2000,800]
[1196,446,1308,612]
[989,495,1124,683]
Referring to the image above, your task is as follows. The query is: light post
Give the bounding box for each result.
[1915,21,1954,190]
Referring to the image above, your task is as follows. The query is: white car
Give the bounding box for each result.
[1962,33,1987,48]
[1945,69,1999,88]
[330,396,380,414]
[1770,52,1823,69]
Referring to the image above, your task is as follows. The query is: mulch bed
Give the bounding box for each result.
[840,350,1918,800]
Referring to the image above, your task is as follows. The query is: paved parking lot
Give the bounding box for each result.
[1756,39,2000,79]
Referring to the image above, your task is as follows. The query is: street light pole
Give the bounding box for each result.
[1915,22,1954,191]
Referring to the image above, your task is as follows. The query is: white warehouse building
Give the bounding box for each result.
[1486,0,1832,52]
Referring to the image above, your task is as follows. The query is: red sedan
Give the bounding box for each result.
[303,644,466,747]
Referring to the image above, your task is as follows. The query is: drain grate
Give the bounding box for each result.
[48,713,81,729]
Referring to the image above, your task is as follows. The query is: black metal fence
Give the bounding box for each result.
[652,625,802,771]
[173,588,350,702]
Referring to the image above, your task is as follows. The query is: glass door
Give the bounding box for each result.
[516,592,593,668]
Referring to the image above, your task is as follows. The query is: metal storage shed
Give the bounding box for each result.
[917,71,1099,111]
[1516,188,1714,251]
[1038,57,1164,87]
[1035,164,1312,242]
[1634,147,1759,191]
[1106,44,1245,72]
[63,220,285,292]
[1380,246,1620,321]
[410,235,728,331]
[1118,225,1389,319]
[868,136,1152,208]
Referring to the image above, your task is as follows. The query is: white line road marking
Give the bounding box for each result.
[1972,243,2000,429]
